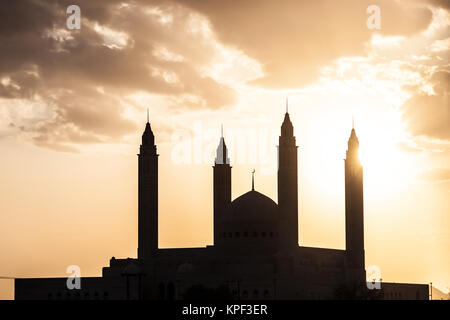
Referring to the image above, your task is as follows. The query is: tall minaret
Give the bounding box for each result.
[213,126,231,246]
[278,99,299,248]
[138,110,159,259]
[345,125,365,272]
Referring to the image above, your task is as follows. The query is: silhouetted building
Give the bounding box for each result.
[381,282,429,300]
[138,117,159,259]
[345,127,365,283]
[15,106,429,300]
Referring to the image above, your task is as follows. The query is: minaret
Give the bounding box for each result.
[213,126,231,246]
[138,109,159,259]
[278,99,299,248]
[344,125,365,272]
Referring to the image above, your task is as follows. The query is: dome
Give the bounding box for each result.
[122,263,143,275]
[227,190,277,221]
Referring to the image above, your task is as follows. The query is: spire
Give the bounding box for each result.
[347,124,359,155]
[286,97,288,113]
[141,109,155,148]
[221,123,223,138]
[215,126,230,165]
[252,169,255,191]
[281,99,294,137]
[352,114,354,130]
[349,125,358,141]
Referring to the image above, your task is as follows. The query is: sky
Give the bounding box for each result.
[0,0,449,299]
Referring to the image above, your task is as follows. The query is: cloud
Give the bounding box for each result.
[396,141,424,153]
[168,0,434,88]
[418,168,450,183]
[0,0,443,152]
[427,0,450,10]
[0,0,236,151]
[402,69,450,140]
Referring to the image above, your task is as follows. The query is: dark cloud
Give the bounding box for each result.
[427,0,450,10]
[0,0,236,151]
[168,0,433,88]
[402,70,450,141]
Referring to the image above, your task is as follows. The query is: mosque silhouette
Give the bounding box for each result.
[15,103,429,300]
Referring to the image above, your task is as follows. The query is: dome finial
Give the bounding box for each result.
[252,169,255,191]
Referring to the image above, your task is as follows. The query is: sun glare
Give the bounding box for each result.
[357,117,415,195]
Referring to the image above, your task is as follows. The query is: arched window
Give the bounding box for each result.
[262,232,266,238]
[47,293,53,300]
[103,292,108,300]
[264,290,270,299]
[235,232,240,238]
[244,232,248,237]
[242,290,248,299]
[253,232,258,237]
[228,232,232,238]
[252,290,259,299]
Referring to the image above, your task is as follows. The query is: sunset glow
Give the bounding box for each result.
[0,0,449,299]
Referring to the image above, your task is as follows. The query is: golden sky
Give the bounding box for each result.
[0,0,449,299]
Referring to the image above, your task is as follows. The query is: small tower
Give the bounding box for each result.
[344,126,365,274]
[138,110,159,259]
[277,99,299,248]
[213,126,231,246]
